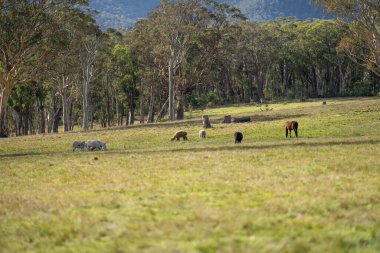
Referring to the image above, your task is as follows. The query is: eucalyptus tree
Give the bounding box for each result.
[0,0,89,137]
[128,18,168,123]
[295,19,350,97]
[91,29,122,127]
[148,0,210,120]
[315,0,380,77]
[0,0,49,137]
[237,21,279,103]
[8,80,46,135]
[188,1,246,106]
[45,4,99,132]
[112,44,140,125]
[78,27,102,131]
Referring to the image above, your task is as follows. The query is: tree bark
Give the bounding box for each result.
[128,110,135,125]
[81,39,98,131]
[82,76,90,130]
[176,93,184,120]
[53,108,61,133]
[147,84,155,123]
[257,70,264,103]
[0,85,10,137]
[61,76,71,132]
[156,98,169,122]
[168,59,175,121]
[39,103,46,134]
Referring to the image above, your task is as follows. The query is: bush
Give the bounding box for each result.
[347,80,373,96]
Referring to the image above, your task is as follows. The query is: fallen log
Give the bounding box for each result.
[232,117,251,123]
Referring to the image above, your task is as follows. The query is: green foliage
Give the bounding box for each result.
[206,91,219,107]
[9,81,45,113]
[348,80,374,97]
[113,44,139,109]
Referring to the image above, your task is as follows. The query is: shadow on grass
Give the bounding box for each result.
[1,137,379,159]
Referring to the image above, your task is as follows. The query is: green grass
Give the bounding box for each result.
[1,97,380,253]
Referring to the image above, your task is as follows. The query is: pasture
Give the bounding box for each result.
[1,98,380,253]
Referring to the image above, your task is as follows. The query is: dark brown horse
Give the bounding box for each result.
[285,121,298,138]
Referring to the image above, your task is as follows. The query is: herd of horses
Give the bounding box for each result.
[170,120,299,144]
[73,120,299,151]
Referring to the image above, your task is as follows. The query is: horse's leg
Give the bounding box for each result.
[295,128,298,138]
[286,128,288,138]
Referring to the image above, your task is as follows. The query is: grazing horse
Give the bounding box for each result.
[234,132,243,143]
[171,131,188,141]
[285,121,298,138]
[199,130,206,139]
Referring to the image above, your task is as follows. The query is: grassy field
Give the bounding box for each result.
[1,97,380,253]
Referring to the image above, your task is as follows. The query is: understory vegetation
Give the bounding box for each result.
[1,98,380,253]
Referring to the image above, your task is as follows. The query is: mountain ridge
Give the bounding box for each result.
[89,0,327,29]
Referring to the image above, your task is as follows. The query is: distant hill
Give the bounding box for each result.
[226,0,327,20]
[89,0,327,29]
[89,0,159,29]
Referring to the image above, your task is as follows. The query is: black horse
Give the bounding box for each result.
[234,132,243,143]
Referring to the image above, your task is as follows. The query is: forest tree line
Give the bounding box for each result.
[0,0,379,137]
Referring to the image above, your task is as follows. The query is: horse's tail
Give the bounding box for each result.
[293,121,298,130]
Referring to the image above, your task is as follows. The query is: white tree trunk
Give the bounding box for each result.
[81,38,98,130]
[61,76,71,132]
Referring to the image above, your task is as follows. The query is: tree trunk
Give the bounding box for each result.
[82,78,89,130]
[125,110,129,125]
[176,93,184,120]
[81,39,98,130]
[257,71,264,104]
[53,108,61,133]
[147,85,155,123]
[107,93,111,127]
[116,98,121,126]
[28,109,34,135]
[156,98,169,122]
[23,113,28,135]
[62,94,70,132]
[168,60,175,121]
[69,103,74,131]
[139,82,145,124]
[12,109,20,136]
[202,115,212,128]
[128,109,135,125]
[39,102,46,134]
[0,86,10,137]
[47,90,55,133]
[90,110,94,129]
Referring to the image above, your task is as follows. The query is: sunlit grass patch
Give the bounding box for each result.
[1,97,380,252]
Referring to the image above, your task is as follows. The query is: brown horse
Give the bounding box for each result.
[285,121,298,138]
[170,131,188,141]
